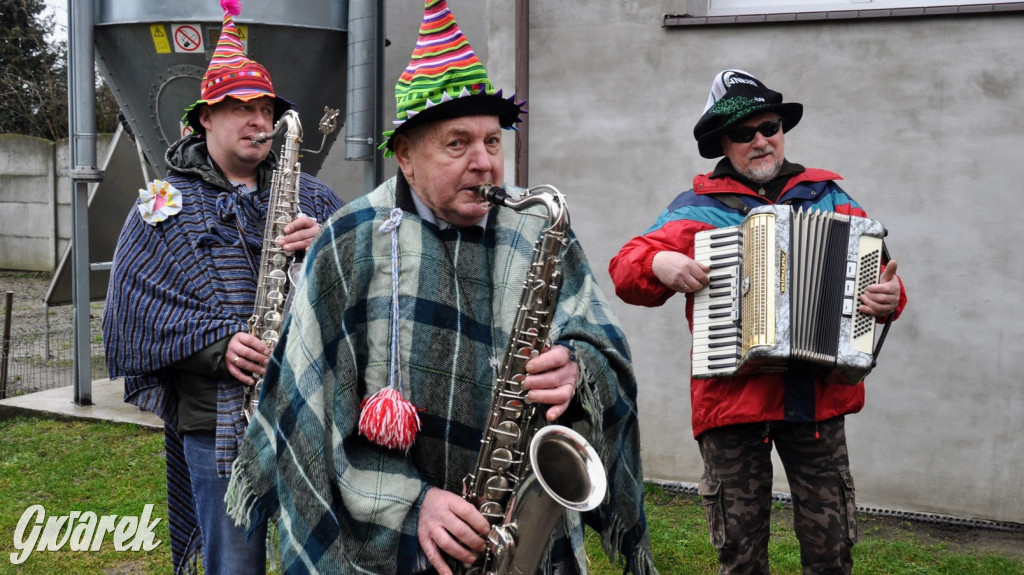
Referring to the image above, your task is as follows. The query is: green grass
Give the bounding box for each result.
[585,486,1024,575]
[0,417,170,575]
[1,415,1021,574]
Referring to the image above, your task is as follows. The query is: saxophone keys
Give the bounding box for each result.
[514,344,535,361]
[483,475,512,502]
[492,422,521,450]
[499,398,524,419]
[262,310,283,331]
[266,289,286,306]
[488,448,515,473]
[488,525,516,562]
[267,267,288,285]
[507,373,526,393]
[260,329,280,346]
[479,499,505,522]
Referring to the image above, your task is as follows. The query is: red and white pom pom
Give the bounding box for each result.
[358,387,421,452]
[221,0,241,17]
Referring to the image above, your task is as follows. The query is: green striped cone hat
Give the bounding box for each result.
[380,0,526,157]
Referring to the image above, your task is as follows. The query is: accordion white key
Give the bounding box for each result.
[691,205,886,384]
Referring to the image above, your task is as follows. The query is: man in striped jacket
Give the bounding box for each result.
[609,70,907,575]
[102,2,344,573]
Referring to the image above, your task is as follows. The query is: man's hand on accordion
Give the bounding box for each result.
[860,260,901,318]
[652,251,711,294]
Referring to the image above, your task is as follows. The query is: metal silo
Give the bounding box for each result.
[93,0,348,177]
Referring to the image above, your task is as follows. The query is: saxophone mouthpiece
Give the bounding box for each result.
[475,184,510,207]
[250,133,272,144]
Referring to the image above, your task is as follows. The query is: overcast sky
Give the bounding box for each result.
[43,0,69,43]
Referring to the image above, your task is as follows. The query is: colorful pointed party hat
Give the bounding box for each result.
[380,0,526,157]
[182,0,292,135]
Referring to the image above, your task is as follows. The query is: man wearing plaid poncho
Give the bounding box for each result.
[226,167,658,574]
[228,1,656,570]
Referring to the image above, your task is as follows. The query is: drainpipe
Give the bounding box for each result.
[515,0,529,187]
[346,0,386,194]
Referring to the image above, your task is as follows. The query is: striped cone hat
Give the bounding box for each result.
[380,0,526,157]
[182,0,291,135]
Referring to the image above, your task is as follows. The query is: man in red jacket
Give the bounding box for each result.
[609,70,907,575]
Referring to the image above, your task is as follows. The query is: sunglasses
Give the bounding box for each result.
[726,119,782,144]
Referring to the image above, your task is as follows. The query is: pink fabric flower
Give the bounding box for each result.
[136,179,182,225]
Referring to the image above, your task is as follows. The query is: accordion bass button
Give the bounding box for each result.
[742,277,751,296]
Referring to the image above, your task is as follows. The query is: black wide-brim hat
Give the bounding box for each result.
[693,70,803,159]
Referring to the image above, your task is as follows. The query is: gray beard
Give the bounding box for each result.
[742,153,782,184]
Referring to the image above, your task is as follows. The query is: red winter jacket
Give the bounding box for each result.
[609,169,907,437]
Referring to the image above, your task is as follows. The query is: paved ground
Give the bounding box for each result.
[0,376,162,428]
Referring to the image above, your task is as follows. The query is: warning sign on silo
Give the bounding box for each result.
[172,24,204,53]
[150,24,171,54]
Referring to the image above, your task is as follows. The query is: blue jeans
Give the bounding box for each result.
[183,432,268,575]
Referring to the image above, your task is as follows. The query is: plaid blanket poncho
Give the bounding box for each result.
[227,176,657,574]
[103,135,344,573]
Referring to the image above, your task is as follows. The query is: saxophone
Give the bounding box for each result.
[242,107,339,422]
[459,184,607,575]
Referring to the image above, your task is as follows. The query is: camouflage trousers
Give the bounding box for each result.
[697,416,857,575]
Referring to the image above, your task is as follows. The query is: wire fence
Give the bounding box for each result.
[0,286,107,400]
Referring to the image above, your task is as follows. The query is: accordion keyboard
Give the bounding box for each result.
[691,227,744,376]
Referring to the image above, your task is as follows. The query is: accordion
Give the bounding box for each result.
[691,205,887,384]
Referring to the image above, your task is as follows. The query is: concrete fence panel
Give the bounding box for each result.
[0,134,113,271]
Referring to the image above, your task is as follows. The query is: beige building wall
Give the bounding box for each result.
[472,5,1024,524]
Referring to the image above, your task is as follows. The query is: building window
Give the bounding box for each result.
[665,0,1024,25]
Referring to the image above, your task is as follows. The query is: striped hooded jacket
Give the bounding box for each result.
[609,167,907,438]
[103,134,345,573]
